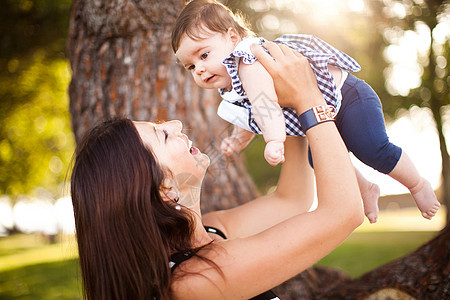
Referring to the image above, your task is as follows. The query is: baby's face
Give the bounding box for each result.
[176,27,240,90]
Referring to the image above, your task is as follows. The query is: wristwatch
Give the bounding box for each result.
[298,105,337,132]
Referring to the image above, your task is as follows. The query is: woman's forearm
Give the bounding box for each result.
[252,41,363,222]
[307,121,362,219]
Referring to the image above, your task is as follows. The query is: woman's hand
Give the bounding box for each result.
[251,41,326,114]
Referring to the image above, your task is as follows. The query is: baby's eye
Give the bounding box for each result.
[187,65,195,71]
[201,52,209,59]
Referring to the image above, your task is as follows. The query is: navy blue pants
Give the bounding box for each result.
[308,74,402,174]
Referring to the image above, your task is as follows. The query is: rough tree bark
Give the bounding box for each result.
[67,0,257,212]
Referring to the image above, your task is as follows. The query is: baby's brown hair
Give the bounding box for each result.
[172,0,254,53]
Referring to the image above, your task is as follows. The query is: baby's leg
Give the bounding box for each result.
[354,168,380,223]
[388,153,440,219]
[337,74,439,220]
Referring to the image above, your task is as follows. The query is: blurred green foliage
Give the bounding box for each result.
[0,56,75,198]
[0,0,74,199]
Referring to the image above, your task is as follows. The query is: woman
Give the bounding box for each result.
[70,42,364,299]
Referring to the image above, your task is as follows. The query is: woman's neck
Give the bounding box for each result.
[179,186,213,248]
[192,211,214,248]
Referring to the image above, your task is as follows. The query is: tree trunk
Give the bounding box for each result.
[423,1,449,223]
[67,0,257,212]
[432,100,450,223]
[273,224,450,299]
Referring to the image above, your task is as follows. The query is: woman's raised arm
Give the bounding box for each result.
[202,136,315,238]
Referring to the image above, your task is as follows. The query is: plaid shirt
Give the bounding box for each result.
[219,34,361,136]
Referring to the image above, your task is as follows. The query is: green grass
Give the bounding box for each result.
[0,234,81,299]
[0,259,81,300]
[0,234,78,272]
[315,231,437,277]
[0,231,437,299]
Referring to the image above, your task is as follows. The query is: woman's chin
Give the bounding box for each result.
[192,148,210,165]
[198,154,211,174]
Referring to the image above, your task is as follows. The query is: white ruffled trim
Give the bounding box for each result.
[221,37,265,97]
[232,37,264,64]
[220,88,247,102]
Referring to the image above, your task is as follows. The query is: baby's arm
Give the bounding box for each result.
[239,60,286,166]
[328,65,342,86]
[221,126,255,156]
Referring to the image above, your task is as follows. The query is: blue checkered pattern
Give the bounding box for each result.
[220,34,361,136]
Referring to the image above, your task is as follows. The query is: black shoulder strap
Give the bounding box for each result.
[204,226,227,240]
[169,250,194,273]
[169,226,225,272]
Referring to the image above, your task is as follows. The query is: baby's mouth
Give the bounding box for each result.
[205,75,216,82]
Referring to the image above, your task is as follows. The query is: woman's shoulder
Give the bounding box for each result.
[202,210,229,238]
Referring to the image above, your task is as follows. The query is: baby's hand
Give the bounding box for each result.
[221,128,255,156]
[264,140,285,166]
[221,136,242,156]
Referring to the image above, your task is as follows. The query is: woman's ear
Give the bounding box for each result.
[227,27,240,45]
[160,186,180,203]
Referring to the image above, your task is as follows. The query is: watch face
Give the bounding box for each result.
[313,105,336,122]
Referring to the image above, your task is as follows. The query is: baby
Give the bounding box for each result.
[171,0,440,223]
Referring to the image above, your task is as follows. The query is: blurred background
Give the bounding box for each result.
[0,0,448,298]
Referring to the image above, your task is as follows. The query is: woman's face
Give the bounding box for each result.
[134,121,210,186]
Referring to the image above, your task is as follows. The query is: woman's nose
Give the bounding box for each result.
[167,120,183,133]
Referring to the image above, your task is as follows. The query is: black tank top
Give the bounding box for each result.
[169,226,280,300]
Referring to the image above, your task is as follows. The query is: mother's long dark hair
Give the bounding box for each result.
[71,118,195,300]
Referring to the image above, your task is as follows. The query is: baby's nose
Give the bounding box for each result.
[195,63,205,74]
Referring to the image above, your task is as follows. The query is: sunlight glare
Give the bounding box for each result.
[383,24,431,96]
[433,21,450,45]
[13,199,58,235]
[261,14,280,31]
[307,0,341,16]
[348,0,364,12]
[54,196,75,234]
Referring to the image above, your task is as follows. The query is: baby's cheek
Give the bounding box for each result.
[192,75,204,88]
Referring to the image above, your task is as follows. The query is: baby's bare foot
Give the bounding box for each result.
[361,183,380,223]
[409,178,440,220]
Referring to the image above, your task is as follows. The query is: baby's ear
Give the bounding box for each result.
[227,27,240,44]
